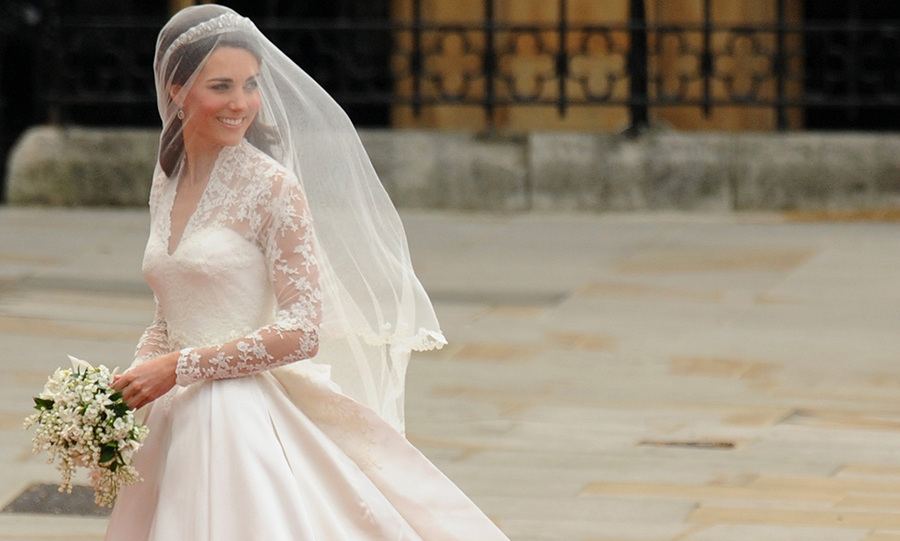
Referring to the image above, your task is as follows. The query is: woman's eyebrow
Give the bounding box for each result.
[206,73,260,83]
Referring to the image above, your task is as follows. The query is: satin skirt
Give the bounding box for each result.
[103,363,509,540]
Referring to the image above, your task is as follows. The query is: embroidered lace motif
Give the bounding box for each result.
[131,294,171,369]
[174,143,322,386]
[137,140,323,386]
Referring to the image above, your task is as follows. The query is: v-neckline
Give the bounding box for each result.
[165,147,227,257]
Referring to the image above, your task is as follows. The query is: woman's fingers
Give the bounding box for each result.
[125,385,148,410]
[111,375,136,408]
[110,369,158,410]
[117,384,131,405]
[123,385,141,409]
[124,394,139,410]
[111,371,131,392]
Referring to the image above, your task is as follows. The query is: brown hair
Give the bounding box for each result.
[156,15,276,177]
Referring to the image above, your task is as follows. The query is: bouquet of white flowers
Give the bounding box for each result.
[22,355,150,507]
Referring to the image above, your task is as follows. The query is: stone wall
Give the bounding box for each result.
[7,125,900,211]
[7,127,158,206]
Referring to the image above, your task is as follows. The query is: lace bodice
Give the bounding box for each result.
[133,139,323,386]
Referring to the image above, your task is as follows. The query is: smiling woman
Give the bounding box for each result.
[156,11,270,179]
[177,47,261,146]
[165,45,263,255]
[102,4,508,541]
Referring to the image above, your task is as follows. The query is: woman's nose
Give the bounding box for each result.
[229,92,247,110]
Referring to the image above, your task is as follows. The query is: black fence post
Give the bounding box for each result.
[411,0,422,118]
[701,0,712,118]
[846,1,860,124]
[0,28,6,204]
[626,0,649,135]
[556,0,568,117]
[483,0,496,130]
[775,0,787,130]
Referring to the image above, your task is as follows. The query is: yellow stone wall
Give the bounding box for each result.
[391,0,803,132]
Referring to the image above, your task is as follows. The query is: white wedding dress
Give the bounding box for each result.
[103,139,508,540]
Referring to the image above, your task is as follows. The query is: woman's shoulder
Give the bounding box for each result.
[147,165,170,211]
[222,139,305,224]
[236,138,299,193]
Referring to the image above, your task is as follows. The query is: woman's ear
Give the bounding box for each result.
[168,84,184,107]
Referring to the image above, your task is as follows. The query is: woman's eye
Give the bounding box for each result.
[245,80,259,90]
[211,83,230,91]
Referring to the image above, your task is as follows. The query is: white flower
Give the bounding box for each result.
[67,355,94,372]
[23,354,150,507]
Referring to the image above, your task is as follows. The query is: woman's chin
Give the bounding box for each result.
[216,132,247,147]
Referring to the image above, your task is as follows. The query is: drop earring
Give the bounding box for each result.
[177,108,185,120]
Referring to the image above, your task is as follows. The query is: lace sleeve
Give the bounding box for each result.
[128,169,174,371]
[173,174,323,386]
[130,294,171,369]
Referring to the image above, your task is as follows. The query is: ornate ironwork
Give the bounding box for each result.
[25,0,900,131]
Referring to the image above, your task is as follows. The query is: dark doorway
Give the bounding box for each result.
[803,1,900,130]
[0,1,48,203]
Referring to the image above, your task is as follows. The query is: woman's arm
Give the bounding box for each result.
[130,294,171,369]
[173,175,323,386]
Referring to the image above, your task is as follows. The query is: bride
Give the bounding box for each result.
[104,5,509,540]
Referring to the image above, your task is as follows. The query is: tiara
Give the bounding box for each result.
[163,13,254,59]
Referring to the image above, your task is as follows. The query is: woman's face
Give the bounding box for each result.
[177,45,261,151]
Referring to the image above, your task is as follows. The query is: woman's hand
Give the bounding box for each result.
[110,352,178,410]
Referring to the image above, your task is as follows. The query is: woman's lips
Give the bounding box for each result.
[217,116,244,128]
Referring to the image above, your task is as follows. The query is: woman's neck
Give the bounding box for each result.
[181,135,223,186]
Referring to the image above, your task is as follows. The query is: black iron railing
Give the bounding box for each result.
[21,0,900,132]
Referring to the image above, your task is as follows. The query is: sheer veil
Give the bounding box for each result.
[154,4,447,433]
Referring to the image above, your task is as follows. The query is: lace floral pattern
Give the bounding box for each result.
[143,139,323,386]
[131,294,171,369]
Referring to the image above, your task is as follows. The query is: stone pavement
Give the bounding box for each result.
[1,206,899,541]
